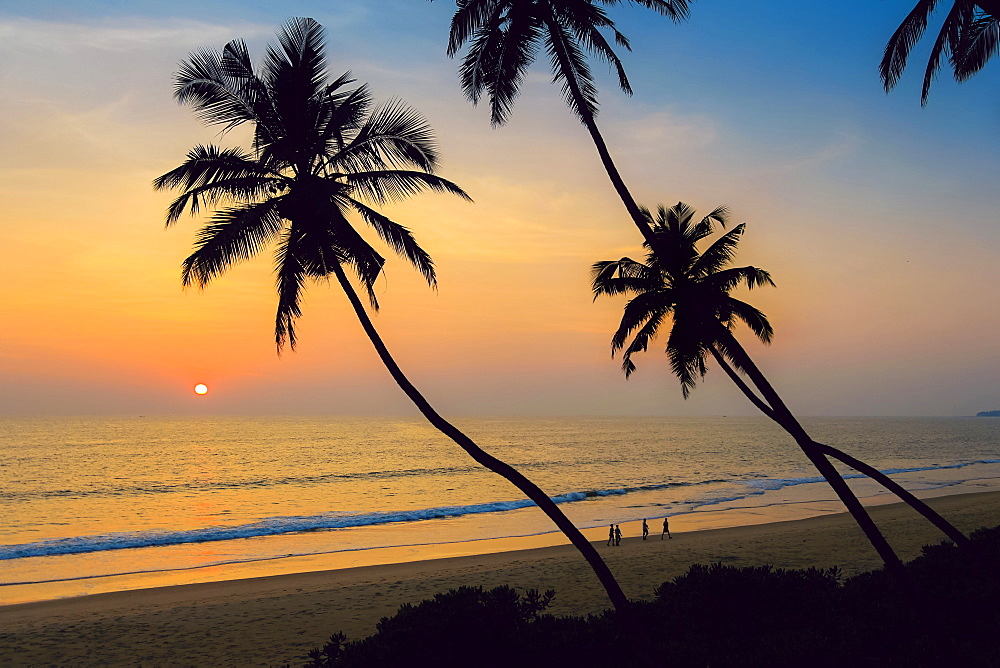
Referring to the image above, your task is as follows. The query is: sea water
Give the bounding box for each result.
[2,415,998,604]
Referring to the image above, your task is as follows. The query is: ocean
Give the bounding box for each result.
[2,415,998,605]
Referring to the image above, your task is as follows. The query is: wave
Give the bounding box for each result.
[740,459,1000,492]
[0,464,486,502]
[4,459,998,562]
[0,478,730,561]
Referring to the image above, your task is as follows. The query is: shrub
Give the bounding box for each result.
[300,525,1000,667]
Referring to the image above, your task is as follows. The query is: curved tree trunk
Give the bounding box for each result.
[549,20,905,569]
[810,441,969,545]
[709,337,904,571]
[331,262,629,611]
[710,347,968,546]
[541,14,656,249]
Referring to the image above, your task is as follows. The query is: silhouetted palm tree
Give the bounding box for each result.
[881,0,999,105]
[154,17,629,610]
[592,202,968,570]
[441,0,689,247]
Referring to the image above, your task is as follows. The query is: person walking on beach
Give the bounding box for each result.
[614,524,622,546]
[642,519,649,540]
[608,524,615,546]
[661,517,672,540]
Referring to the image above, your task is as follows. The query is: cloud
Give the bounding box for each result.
[0,16,271,54]
[607,108,719,157]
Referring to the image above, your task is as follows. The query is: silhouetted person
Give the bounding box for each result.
[642,519,649,540]
[661,517,672,540]
[614,524,622,546]
[607,524,615,546]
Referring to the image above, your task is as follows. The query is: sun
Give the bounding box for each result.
[194,384,209,395]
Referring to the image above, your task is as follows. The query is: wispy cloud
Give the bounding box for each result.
[608,109,719,156]
[0,17,272,54]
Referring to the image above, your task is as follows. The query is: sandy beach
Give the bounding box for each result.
[2,490,998,666]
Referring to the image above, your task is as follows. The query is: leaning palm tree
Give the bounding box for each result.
[154,17,628,610]
[592,202,968,571]
[881,0,999,105]
[440,0,690,248]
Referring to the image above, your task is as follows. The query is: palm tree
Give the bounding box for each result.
[154,17,629,611]
[440,0,690,248]
[881,0,999,105]
[591,202,968,570]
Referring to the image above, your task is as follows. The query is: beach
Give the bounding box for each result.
[2,490,997,666]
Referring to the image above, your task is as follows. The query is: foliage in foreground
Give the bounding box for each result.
[301,525,1000,667]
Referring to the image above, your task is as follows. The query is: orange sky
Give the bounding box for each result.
[1,3,998,417]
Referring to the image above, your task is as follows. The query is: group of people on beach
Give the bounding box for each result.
[607,517,671,546]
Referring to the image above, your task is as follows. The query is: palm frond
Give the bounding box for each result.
[174,43,268,133]
[691,205,730,240]
[318,79,370,153]
[558,2,632,94]
[447,0,501,56]
[219,40,280,146]
[333,225,386,309]
[619,309,666,377]
[154,145,263,190]
[611,291,670,353]
[154,145,281,224]
[456,9,507,109]
[953,12,999,80]
[628,0,691,21]
[722,298,774,345]
[343,170,471,207]
[273,227,308,351]
[258,18,332,167]
[544,17,600,121]
[349,200,437,287]
[920,1,971,105]
[663,201,697,234]
[690,223,745,278]
[483,5,543,126]
[591,257,656,298]
[335,99,441,173]
[881,0,940,92]
[703,265,775,294]
[182,201,284,288]
[262,17,328,97]
[665,316,709,398]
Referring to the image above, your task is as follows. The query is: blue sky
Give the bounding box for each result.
[0,1,997,416]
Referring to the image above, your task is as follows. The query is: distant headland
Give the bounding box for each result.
[976,410,1000,417]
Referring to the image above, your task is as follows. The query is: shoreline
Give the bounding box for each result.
[2,490,998,665]
[6,479,993,608]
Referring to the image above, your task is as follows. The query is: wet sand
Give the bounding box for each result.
[1,490,998,666]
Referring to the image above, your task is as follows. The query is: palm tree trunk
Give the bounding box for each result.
[709,336,904,571]
[331,262,630,610]
[540,14,656,249]
[810,441,969,545]
[709,347,967,546]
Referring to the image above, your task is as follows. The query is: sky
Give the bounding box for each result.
[0,0,997,417]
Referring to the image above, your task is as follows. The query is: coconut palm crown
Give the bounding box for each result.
[444,0,690,126]
[591,202,774,396]
[593,202,969,568]
[153,17,470,350]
